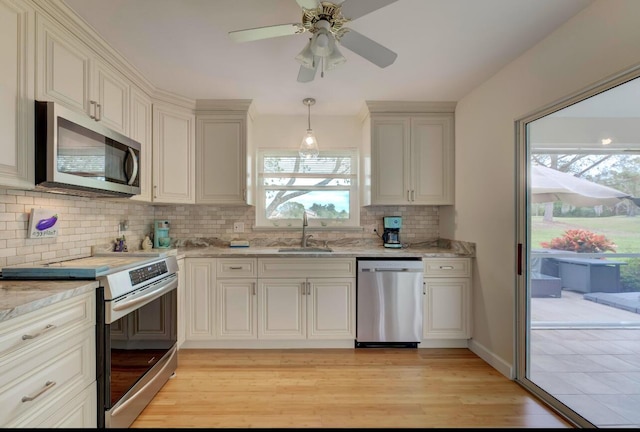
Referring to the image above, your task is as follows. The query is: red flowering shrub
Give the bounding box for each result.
[541,229,617,253]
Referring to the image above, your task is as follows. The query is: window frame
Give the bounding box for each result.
[256,148,360,229]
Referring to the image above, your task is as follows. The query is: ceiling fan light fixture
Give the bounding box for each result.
[299,97,319,159]
[326,44,346,70]
[310,28,334,57]
[295,38,315,69]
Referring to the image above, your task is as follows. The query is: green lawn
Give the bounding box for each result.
[531,215,640,253]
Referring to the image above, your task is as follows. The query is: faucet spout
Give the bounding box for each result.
[301,211,309,247]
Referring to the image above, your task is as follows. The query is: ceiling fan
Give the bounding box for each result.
[228,0,398,83]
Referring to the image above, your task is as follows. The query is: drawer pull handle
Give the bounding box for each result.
[22,381,56,402]
[229,266,243,270]
[439,266,455,270]
[22,324,57,340]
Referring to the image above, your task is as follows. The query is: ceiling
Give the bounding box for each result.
[62,0,595,116]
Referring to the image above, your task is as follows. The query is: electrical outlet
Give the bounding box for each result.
[233,222,244,233]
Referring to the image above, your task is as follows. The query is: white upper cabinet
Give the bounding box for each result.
[152,102,195,203]
[90,57,129,135]
[195,101,255,205]
[0,0,34,189]
[361,102,455,206]
[35,11,90,114]
[36,11,130,135]
[129,87,153,202]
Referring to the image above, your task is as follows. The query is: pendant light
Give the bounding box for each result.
[299,98,319,159]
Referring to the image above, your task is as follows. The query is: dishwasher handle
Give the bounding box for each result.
[360,268,422,273]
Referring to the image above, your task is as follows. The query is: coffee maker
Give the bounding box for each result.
[153,220,171,249]
[382,216,402,248]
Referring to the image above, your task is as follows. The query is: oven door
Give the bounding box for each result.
[97,273,178,428]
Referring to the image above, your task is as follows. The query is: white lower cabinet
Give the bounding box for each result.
[0,290,97,428]
[422,258,472,340]
[257,258,356,341]
[258,277,355,340]
[183,257,355,346]
[216,258,257,339]
[184,258,216,340]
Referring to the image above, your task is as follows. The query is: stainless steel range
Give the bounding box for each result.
[2,254,179,428]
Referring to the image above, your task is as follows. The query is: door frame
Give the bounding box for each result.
[514,63,640,428]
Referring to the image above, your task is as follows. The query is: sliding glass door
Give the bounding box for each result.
[516,67,640,428]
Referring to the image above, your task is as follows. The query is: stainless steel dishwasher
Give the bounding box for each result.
[356,258,424,348]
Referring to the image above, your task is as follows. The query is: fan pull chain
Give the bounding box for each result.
[321,56,324,78]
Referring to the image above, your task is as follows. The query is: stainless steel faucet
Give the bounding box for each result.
[301,211,312,247]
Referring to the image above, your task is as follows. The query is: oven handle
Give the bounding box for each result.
[113,274,178,312]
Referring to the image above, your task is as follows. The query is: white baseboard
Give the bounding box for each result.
[467,338,514,379]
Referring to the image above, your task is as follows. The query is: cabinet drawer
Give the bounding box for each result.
[424,258,471,277]
[258,258,355,278]
[0,291,95,358]
[10,381,96,428]
[0,326,95,427]
[217,258,257,278]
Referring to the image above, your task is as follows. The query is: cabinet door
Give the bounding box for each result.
[0,0,34,189]
[152,102,195,203]
[129,86,153,202]
[91,58,129,134]
[177,258,185,347]
[423,278,471,339]
[36,11,90,114]
[307,278,355,340]
[370,116,411,205]
[196,115,246,204]
[258,278,305,339]
[184,258,216,340]
[411,115,454,205]
[216,279,257,339]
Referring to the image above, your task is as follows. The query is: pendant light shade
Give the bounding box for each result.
[299,98,319,159]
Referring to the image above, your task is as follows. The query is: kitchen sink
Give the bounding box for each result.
[277,247,333,253]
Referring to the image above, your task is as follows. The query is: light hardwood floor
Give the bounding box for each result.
[132,348,573,428]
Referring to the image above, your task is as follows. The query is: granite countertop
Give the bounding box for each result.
[0,279,98,323]
[174,238,475,259]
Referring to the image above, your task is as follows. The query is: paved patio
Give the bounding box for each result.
[530,289,640,428]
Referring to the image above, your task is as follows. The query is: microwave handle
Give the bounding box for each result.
[125,148,139,186]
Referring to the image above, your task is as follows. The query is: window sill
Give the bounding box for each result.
[253,225,364,232]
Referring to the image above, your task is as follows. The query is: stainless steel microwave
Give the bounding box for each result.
[35,101,141,198]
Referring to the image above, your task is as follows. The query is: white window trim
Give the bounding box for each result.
[256,148,360,229]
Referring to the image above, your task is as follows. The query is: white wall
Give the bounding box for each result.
[441,0,640,376]
[253,115,361,150]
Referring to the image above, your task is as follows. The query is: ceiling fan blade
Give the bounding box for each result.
[339,29,397,68]
[296,0,320,10]
[229,23,304,43]
[297,57,320,83]
[340,0,398,20]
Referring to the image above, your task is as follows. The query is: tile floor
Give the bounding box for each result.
[531,290,640,428]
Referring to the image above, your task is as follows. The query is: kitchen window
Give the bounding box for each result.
[256,149,359,228]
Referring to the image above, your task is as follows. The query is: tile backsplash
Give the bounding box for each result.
[154,205,439,246]
[0,188,440,268]
[0,189,154,268]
